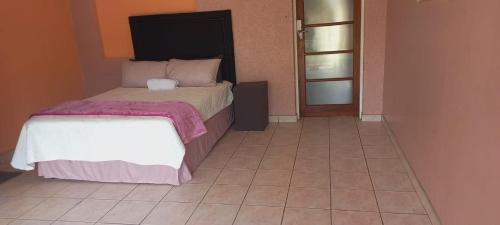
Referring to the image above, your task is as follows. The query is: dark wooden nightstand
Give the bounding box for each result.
[234,81,269,131]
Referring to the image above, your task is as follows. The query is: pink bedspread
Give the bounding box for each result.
[32,100,207,144]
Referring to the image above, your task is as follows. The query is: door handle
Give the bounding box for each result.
[298,29,308,40]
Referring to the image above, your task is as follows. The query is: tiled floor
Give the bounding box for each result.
[0,117,433,225]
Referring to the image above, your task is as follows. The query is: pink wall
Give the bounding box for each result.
[383,1,500,225]
[70,0,122,97]
[362,0,387,115]
[197,0,297,116]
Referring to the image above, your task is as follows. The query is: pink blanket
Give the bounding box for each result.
[32,100,207,144]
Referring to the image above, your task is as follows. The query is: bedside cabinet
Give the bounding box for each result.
[234,81,269,131]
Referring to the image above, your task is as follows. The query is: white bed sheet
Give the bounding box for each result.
[11,82,233,171]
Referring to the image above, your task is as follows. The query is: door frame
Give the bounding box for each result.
[293,0,366,118]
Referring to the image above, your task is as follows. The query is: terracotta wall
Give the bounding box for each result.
[70,0,122,97]
[362,0,387,115]
[197,0,297,116]
[383,1,500,225]
[0,0,84,153]
[95,0,197,58]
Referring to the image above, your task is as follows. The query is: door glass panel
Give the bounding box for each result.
[305,24,353,52]
[304,0,354,24]
[306,53,353,79]
[306,81,353,105]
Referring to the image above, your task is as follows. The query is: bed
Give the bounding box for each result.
[10,10,236,185]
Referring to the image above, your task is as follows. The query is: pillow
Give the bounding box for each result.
[166,58,222,87]
[122,60,168,87]
[146,79,178,91]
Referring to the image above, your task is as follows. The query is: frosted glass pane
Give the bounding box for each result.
[306,81,352,105]
[306,53,353,79]
[305,25,353,52]
[304,0,354,24]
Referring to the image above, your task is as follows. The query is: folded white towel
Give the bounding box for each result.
[147,79,178,91]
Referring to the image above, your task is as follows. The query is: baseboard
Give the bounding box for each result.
[269,115,298,123]
[361,114,383,121]
[382,116,442,225]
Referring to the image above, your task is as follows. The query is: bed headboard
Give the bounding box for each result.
[129,10,236,84]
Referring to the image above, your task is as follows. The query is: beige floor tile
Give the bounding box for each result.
[89,183,137,200]
[234,205,283,225]
[331,149,365,158]
[226,156,261,170]
[20,198,81,220]
[199,153,232,169]
[260,156,295,170]
[210,144,239,155]
[294,158,329,173]
[218,132,246,146]
[270,133,300,146]
[0,197,44,218]
[0,181,39,197]
[234,146,267,158]
[363,146,398,159]
[361,135,392,146]
[142,202,197,225]
[296,146,329,160]
[332,210,382,225]
[331,189,378,212]
[186,203,239,225]
[21,181,71,197]
[252,169,292,187]
[216,169,255,186]
[331,172,372,190]
[371,172,414,191]
[53,182,102,199]
[299,135,329,147]
[265,146,297,158]
[60,199,117,222]
[331,157,368,173]
[244,185,288,206]
[331,144,363,152]
[287,187,330,209]
[163,183,210,203]
[381,213,432,225]
[366,159,406,173]
[0,219,11,225]
[291,170,330,189]
[53,222,94,225]
[376,191,426,214]
[241,134,273,146]
[282,208,330,225]
[99,201,155,224]
[9,220,52,225]
[203,184,247,205]
[188,168,221,184]
[124,184,172,201]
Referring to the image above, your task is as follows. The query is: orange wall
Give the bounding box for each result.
[95,0,197,58]
[0,1,84,153]
[383,0,500,224]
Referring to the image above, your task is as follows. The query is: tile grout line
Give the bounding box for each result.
[279,120,303,225]
[328,118,334,224]
[355,119,385,225]
[229,124,279,225]
[183,130,248,225]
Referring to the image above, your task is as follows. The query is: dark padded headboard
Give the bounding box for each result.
[129,10,236,84]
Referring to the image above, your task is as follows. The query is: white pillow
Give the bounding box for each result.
[166,58,221,87]
[122,61,168,87]
[147,79,178,91]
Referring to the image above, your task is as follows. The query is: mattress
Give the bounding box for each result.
[11,82,234,171]
[88,81,233,121]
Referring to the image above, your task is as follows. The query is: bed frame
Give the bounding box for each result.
[129,10,237,84]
